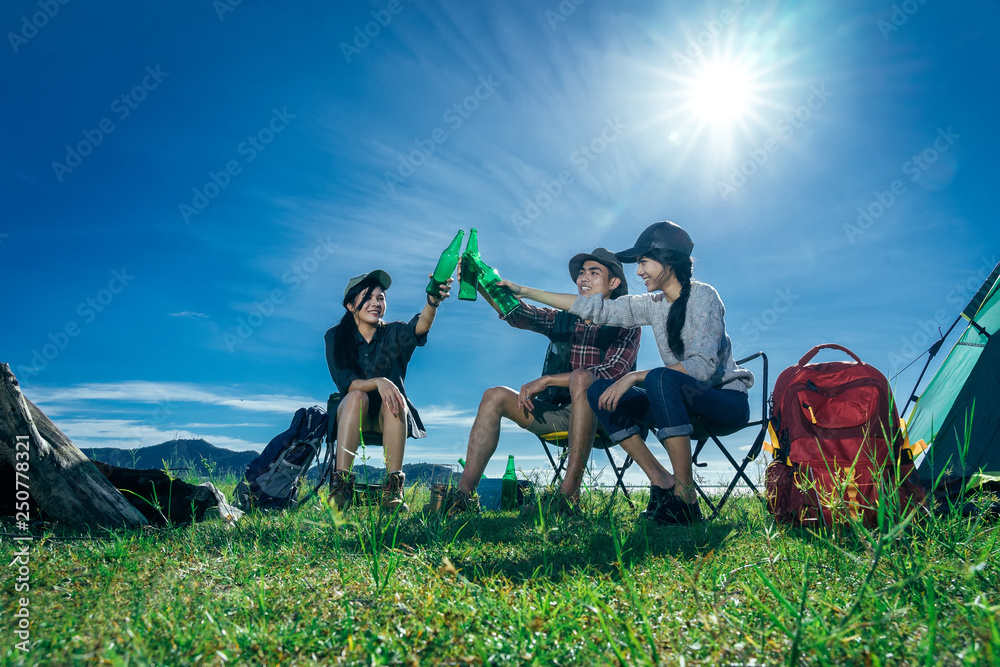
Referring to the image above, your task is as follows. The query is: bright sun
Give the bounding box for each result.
[687,61,753,126]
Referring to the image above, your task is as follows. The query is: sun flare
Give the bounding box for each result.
[687,61,754,126]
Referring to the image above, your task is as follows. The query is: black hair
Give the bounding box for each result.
[332,277,383,377]
[642,248,694,358]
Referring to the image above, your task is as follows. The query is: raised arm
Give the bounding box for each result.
[569,292,657,328]
[415,276,453,336]
[499,280,577,311]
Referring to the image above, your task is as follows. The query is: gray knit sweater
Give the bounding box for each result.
[571,281,754,393]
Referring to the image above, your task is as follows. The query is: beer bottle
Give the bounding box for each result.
[501,455,518,510]
[426,230,465,295]
[474,255,520,317]
[458,228,480,301]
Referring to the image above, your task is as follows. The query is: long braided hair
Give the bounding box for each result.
[332,277,382,377]
[643,248,693,358]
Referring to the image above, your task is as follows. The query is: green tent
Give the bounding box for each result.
[908,263,1000,490]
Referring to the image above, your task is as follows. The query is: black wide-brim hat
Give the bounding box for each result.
[614,221,694,262]
[568,247,629,299]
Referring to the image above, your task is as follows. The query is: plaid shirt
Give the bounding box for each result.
[505,302,641,380]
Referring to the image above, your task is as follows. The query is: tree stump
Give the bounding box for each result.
[0,363,148,529]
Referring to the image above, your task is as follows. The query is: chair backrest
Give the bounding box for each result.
[691,351,770,445]
[536,311,634,407]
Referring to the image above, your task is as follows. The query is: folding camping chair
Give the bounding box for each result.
[315,392,385,494]
[537,427,637,508]
[690,351,770,520]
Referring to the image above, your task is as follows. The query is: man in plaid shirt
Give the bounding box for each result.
[435,248,641,514]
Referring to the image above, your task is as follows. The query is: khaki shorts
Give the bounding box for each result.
[525,399,573,437]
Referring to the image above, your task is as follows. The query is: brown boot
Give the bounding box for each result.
[330,470,356,511]
[382,471,409,513]
[421,484,480,515]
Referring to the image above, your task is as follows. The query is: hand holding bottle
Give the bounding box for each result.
[426,274,454,307]
[498,279,523,295]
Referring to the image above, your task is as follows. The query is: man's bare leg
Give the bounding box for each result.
[458,386,534,495]
[558,370,597,502]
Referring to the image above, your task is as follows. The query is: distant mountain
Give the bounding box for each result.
[319,462,459,486]
[86,438,259,476]
[86,438,460,485]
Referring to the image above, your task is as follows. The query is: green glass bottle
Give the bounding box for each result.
[459,457,486,479]
[458,228,480,301]
[501,455,518,510]
[473,255,520,317]
[426,230,465,295]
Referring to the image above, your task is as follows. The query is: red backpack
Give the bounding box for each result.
[764,344,924,528]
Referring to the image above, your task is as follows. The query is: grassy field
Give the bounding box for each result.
[2,474,998,666]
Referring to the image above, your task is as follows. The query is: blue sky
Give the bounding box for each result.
[3,0,997,483]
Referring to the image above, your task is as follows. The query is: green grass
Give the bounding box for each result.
[2,483,998,666]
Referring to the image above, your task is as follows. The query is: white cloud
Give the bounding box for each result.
[170,311,209,319]
[28,381,318,416]
[57,418,264,452]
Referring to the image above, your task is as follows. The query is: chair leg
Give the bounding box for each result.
[695,480,718,517]
[707,426,768,520]
[540,437,568,486]
[602,448,635,509]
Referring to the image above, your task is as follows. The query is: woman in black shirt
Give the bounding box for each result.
[325,269,452,512]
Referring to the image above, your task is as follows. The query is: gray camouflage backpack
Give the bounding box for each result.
[235,406,328,510]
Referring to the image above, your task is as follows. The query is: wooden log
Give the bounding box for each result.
[0,363,148,529]
[89,460,241,525]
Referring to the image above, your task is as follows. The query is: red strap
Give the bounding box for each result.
[797,343,863,366]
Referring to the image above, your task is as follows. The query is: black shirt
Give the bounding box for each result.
[324,314,428,439]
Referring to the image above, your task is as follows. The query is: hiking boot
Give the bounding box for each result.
[382,471,409,513]
[330,470,356,511]
[422,484,480,515]
[647,485,703,525]
[521,490,580,519]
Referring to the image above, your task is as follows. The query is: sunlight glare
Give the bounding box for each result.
[688,61,752,125]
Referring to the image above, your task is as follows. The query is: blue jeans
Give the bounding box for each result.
[588,367,749,442]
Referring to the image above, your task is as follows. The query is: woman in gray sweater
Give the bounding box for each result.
[501,221,753,524]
